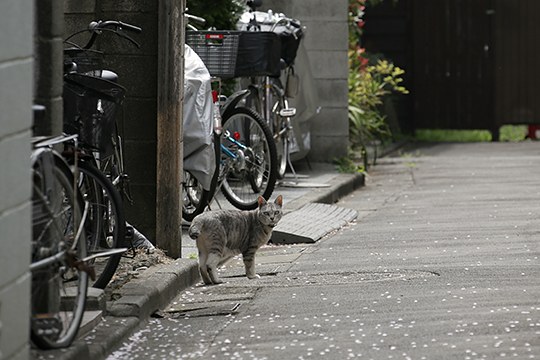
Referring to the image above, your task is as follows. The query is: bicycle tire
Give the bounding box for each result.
[246,80,289,179]
[76,160,125,289]
[182,170,212,222]
[273,94,290,180]
[220,107,277,210]
[30,152,88,349]
[182,133,220,222]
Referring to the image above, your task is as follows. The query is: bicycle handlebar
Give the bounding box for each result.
[88,20,142,34]
[64,19,142,51]
[185,13,206,26]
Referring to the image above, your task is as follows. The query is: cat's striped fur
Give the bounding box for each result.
[188,195,283,285]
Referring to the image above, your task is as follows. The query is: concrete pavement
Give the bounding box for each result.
[30,161,364,360]
[105,141,540,359]
[32,142,540,359]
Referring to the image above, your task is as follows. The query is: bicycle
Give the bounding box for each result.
[238,0,304,180]
[30,124,89,348]
[62,20,142,288]
[30,106,128,348]
[183,15,278,219]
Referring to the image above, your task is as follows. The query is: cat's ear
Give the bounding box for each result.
[258,195,267,208]
[275,195,283,207]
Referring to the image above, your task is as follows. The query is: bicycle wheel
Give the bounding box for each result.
[220,107,277,210]
[246,79,289,179]
[30,152,88,349]
[183,133,220,222]
[76,160,125,289]
[272,96,291,180]
[182,170,211,222]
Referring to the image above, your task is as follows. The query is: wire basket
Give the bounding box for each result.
[186,31,241,79]
[64,48,104,76]
[235,31,281,77]
[63,73,126,155]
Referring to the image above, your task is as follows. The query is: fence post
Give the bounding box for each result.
[156,0,184,258]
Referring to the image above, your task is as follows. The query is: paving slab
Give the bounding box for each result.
[270,202,358,244]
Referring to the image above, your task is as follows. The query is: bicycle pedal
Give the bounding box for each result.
[279,108,296,117]
[32,316,62,340]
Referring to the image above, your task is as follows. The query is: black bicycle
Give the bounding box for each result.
[238,0,304,180]
[62,20,141,288]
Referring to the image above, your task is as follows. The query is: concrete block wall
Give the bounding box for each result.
[64,0,159,241]
[0,0,33,359]
[266,0,349,161]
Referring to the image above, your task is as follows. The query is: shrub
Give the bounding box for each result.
[348,0,408,163]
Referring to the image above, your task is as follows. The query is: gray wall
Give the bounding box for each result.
[0,0,33,359]
[266,0,349,161]
[64,0,160,241]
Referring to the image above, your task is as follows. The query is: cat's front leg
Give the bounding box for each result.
[243,256,259,279]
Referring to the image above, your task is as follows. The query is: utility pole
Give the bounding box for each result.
[156,0,184,258]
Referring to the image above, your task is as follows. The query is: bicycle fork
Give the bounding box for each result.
[265,77,298,181]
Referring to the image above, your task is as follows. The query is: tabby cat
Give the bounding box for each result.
[188,195,283,285]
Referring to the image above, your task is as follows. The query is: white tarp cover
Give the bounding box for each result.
[183,45,216,190]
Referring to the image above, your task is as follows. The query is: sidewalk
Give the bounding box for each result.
[31,161,364,360]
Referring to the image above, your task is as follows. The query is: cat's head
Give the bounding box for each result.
[257,195,283,228]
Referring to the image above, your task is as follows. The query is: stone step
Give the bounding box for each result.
[271,203,357,244]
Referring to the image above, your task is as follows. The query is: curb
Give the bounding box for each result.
[284,172,365,212]
[31,259,200,360]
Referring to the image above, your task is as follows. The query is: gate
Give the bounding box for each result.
[363,0,540,139]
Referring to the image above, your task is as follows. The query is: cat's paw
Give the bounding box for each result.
[247,274,260,280]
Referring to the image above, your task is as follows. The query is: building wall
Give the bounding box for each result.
[266,0,349,161]
[0,0,33,359]
[64,0,160,241]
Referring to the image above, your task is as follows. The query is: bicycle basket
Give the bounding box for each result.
[186,31,241,79]
[63,73,126,155]
[64,48,104,77]
[235,31,281,77]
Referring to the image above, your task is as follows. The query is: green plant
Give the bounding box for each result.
[348,0,408,165]
[186,0,242,30]
[334,156,366,174]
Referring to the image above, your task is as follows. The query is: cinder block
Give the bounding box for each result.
[265,0,348,21]
[310,134,349,161]
[122,99,158,141]
[311,107,349,136]
[100,0,156,13]
[0,0,33,62]
[0,204,31,289]
[307,50,349,79]
[0,275,31,360]
[64,0,96,13]
[35,38,64,96]
[0,60,33,136]
[36,0,64,37]
[314,79,348,108]
[301,20,348,51]
[0,132,32,212]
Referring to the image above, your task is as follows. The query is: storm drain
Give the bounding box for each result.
[271,203,358,244]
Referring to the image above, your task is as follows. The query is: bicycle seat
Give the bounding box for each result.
[100,70,118,83]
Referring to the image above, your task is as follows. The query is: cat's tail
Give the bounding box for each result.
[188,221,201,239]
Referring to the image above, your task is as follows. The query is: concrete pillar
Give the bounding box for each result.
[0,0,34,358]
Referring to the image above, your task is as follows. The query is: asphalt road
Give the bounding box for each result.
[107,142,540,360]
